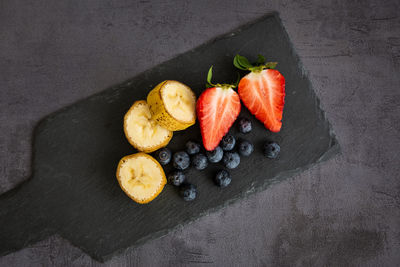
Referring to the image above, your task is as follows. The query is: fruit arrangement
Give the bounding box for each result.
[116,55,285,204]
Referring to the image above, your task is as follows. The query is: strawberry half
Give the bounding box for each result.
[197,67,241,151]
[234,55,285,132]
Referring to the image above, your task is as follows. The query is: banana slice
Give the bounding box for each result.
[124,100,172,153]
[116,153,166,204]
[147,80,196,131]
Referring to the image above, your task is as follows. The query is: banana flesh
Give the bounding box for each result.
[162,81,196,123]
[124,100,172,153]
[117,153,166,204]
[147,80,196,131]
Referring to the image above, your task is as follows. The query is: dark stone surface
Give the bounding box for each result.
[0,0,399,266]
[0,14,338,262]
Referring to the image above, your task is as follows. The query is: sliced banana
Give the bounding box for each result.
[147,80,196,131]
[116,153,166,204]
[124,100,172,153]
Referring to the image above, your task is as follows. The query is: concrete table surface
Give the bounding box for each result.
[0,0,399,266]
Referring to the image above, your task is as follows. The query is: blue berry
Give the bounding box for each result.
[263,141,280,159]
[214,169,231,188]
[173,151,190,170]
[206,146,223,163]
[192,153,208,170]
[238,117,252,134]
[179,183,197,201]
[223,152,240,169]
[186,140,201,155]
[168,171,185,186]
[155,148,171,165]
[238,139,254,157]
[221,134,236,151]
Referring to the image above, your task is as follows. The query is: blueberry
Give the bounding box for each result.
[238,139,254,157]
[186,140,201,155]
[168,171,185,186]
[214,169,232,188]
[223,152,240,169]
[155,147,171,165]
[173,151,190,170]
[263,141,280,159]
[179,183,197,201]
[238,117,252,134]
[206,146,224,163]
[192,153,208,170]
[221,134,236,151]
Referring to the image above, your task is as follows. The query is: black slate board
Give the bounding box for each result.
[0,13,339,262]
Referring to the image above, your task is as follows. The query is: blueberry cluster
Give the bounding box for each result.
[154,117,280,202]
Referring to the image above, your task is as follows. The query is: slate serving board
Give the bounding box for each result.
[0,13,339,262]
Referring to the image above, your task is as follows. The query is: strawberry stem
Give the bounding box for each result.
[206,66,238,89]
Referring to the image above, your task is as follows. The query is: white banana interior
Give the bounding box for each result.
[126,102,170,148]
[119,155,163,201]
[162,81,196,123]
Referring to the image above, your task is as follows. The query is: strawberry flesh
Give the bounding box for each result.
[238,69,285,132]
[197,87,241,151]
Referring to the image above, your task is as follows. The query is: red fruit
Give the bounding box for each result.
[238,69,285,132]
[197,87,241,151]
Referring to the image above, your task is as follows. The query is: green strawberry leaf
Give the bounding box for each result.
[236,55,253,69]
[206,65,241,89]
[206,65,215,87]
[207,66,213,84]
[234,54,278,72]
[263,62,278,69]
[256,54,265,65]
[233,55,247,70]
[234,54,253,70]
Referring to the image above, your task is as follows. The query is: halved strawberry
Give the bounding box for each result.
[234,55,285,132]
[197,67,241,151]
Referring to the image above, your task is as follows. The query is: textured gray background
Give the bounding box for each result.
[0,0,399,266]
